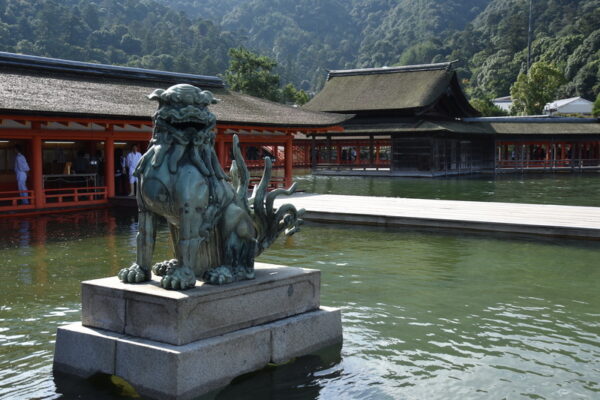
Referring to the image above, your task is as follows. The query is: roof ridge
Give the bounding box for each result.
[327,62,455,80]
[550,96,585,106]
[463,116,599,123]
[0,51,224,88]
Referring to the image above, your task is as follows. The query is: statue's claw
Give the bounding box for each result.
[118,263,151,283]
[160,265,196,290]
[152,259,178,276]
[203,266,236,285]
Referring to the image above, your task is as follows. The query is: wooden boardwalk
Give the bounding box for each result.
[273,194,600,239]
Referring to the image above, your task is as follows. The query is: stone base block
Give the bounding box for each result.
[82,263,320,345]
[54,307,342,400]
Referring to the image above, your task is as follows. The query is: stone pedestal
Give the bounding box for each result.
[53,263,342,399]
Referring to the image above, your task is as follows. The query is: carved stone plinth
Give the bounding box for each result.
[53,264,342,399]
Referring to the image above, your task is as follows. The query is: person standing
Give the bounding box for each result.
[126,144,142,196]
[14,145,30,205]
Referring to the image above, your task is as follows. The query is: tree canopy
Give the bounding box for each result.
[224,47,281,102]
[593,93,600,117]
[470,98,508,117]
[510,62,566,115]
[223,47,309,104]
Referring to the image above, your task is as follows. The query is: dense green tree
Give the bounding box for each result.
[0,0,598,99]
[593,93,600,117]
[397,40,442,66]
[510,62,566,115]
[281,83,309,105]
[0,0,240,76]
[470,98,508,116]
[224,47,281,102]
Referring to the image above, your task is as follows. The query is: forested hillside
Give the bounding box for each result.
[0,0,238,75]
[0,0,599,102]
[465,0,600,100]
[155,0,600,100]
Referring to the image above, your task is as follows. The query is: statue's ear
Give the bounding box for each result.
[148,89,164,101]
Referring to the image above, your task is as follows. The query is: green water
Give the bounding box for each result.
[294,170,600,207]
[1,209,599,399]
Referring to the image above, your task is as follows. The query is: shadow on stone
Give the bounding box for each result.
[53,371,140,399]
[204,343,343,400]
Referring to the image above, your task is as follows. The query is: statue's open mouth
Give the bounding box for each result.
[155,105,213,132]
[168,119,207,131]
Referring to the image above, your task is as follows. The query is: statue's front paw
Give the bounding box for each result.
[152,259,178,276]
[118,263,151,283]
[160,265,196,290]
[203,266,235,285]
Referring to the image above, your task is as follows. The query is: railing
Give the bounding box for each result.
[0,190,35,211]
[248,176,287,189]
[223,159,285,170]
[313,162,391,172]
[44,186,108,207]
[496,158,600,171]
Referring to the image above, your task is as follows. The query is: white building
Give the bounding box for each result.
[492,96,513,113]
[544,97,593,116]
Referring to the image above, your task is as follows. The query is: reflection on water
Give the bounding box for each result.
[294,169,600,207]
[1,210,599,399]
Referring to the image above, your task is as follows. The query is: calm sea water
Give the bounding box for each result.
[293,170,600,207]
[0,208,599,399]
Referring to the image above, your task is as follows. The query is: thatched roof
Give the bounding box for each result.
[0,52,349,127]
[303,63,479,117]
[338,117,600,136]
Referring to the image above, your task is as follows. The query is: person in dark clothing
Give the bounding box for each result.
[73,150,89,174]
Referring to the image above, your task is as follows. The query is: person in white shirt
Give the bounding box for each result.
[14,145,30,205]
[126,144,142,196]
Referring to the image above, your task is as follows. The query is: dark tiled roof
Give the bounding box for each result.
[304,63,471,114]
[0,52,349,127]
[0,51,224,88]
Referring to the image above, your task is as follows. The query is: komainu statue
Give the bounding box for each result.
[118,84,304,290]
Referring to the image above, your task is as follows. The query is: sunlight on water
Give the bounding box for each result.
[0,209,599,399]
[293,169,600,207]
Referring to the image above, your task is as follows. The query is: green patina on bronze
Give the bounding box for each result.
[117,84,304,289]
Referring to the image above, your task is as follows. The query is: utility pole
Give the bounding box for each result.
[527,0,533,72]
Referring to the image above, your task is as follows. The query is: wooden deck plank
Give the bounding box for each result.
[273,194,600,239]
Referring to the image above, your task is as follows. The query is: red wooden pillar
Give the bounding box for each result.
[31,134,44,209]
[284,135,293,188]
[304,143,311,166]
[104,137,115,197]
[216,131,226,167]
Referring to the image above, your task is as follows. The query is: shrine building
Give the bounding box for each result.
[0,52,347,215]
[301,62,600,177]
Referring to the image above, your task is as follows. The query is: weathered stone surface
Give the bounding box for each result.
[82,263,320,345]
[116,325,272,400]
[53,323,123,378]
[270,306,343,364]
[81,284,125,333]
[54,307,342,400]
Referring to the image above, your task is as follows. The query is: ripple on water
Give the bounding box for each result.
[1,210,600,399]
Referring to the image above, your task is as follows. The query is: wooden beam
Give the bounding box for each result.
[0,128,152,141]
[0,114,152,127]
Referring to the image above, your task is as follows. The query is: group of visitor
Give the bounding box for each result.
[13,143,143,205]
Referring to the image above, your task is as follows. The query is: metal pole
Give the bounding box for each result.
[527,0,533,72]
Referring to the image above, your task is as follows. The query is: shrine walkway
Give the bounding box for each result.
[273,193,600,240]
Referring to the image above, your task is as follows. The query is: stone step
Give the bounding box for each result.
[54,307,342,400]
[81,263,320,345]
